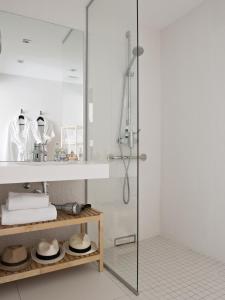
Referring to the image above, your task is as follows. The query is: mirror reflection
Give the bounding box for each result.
[0,11,84,162]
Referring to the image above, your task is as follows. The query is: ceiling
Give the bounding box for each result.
[0,11,84,83]
[0,0,90,31]
[0,0,207,31]
[0,0,207,83]
[140,0,206,29]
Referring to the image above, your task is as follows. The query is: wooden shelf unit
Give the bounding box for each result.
[0,208,101,237]
[0,208,104,284]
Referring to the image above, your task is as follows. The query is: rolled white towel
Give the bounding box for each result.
[6,192,49,211]
[1,204,57,225]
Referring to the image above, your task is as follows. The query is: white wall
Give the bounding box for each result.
[62,82,83,127]
[139,24,161,240]
[161,0,225,262]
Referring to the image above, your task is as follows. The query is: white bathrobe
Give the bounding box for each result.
[8,117,32,161]
[30,118,55,145]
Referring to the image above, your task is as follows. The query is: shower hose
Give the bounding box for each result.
[119,143,132,205]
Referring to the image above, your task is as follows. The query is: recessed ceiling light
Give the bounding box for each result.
[22,38,32,44]
[17,59,24,64]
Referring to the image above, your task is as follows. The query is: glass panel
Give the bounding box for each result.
[86,0,139,293]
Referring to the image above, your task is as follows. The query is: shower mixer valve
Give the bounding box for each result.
[118,128,140,149]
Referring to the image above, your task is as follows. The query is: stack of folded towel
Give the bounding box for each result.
[1,192,57,225]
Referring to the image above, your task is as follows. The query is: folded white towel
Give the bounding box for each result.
[6,192,49,211]
[1,204,57,225]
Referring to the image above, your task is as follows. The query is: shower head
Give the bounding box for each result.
[126,46,144,75]
[132,46,144,57]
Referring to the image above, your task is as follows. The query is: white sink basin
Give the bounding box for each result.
[0,161,109,184]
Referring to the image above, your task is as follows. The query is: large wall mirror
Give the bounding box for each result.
[0,11,84,162]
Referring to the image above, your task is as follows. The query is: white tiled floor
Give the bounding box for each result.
[106,236,225,299]
[3,236,225,299]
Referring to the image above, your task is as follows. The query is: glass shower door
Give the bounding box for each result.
[86,0,139,294]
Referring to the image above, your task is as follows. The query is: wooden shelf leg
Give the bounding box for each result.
[80,223,86,234]
[98,214,104,272]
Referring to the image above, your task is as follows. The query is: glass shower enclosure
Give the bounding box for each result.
[86,0,140,294]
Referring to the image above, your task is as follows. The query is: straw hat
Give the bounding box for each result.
[31,239,65,265]
[64,233,97,256]
[0,245,31,272]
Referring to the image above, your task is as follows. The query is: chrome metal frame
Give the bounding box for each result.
[107,153,147,161]
[85,0,140,295]
[136,0,140,293]
[85,0,93,205]
[104,263,139,296]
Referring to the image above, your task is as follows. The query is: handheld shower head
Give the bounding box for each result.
[126,46,144,75]
[132,46,144,57]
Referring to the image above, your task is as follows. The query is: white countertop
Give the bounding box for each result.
[0,161,109,184]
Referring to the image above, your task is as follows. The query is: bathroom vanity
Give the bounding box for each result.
[0,159,109,286]
[0,160,108,285]
[0,161,109,184]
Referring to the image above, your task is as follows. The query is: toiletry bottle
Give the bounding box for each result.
[59,148,67,161]
[54,143,60,161]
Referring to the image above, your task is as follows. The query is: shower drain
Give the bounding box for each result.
[114,234,136,247]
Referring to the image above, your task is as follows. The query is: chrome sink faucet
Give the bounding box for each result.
[33,143,48,162]
[23,181,49,195]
